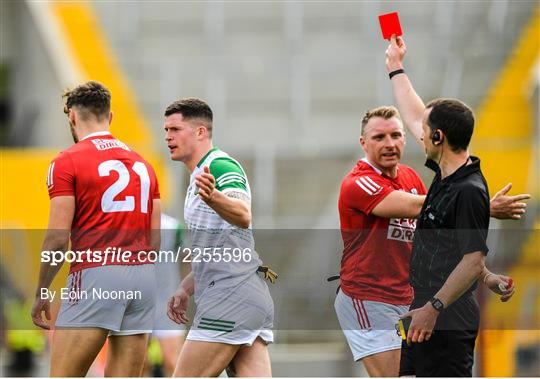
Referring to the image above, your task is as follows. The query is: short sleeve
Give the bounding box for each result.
[153,181,160,199]
[47,153,75,198]
[151,166,160,200]
[342,174,394,215]
[455,186,490,256]
[209,158,248,193]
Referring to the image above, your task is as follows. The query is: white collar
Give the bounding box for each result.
[361,158,382,175]
[80,131,111,141]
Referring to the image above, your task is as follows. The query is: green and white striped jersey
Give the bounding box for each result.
[184,148,262,301]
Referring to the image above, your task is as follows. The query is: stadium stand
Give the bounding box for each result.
[1,1,538,376]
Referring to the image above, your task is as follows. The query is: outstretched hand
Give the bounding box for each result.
[386,34,407,72]
[490,183,530,220]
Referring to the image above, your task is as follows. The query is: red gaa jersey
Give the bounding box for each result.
[46,132,160,273]
[338,158,427,305]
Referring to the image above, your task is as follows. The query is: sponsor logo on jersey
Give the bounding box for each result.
[386,187,420,241]
[387,217,417,242]
[91,139,130,151]
[355,176,383,196]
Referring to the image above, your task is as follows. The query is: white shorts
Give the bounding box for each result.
[334,289,408,361]
[55,265,156,336]
[187,273,274,346]
[152,329,186,339]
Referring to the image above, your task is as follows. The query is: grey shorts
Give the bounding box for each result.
[187,273,274,345]
[334,289,409,360]
[55,264,156,335]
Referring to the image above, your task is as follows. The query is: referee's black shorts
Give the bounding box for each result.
[399,292,480,377]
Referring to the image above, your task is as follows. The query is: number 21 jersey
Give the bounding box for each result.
[46,132,160,273]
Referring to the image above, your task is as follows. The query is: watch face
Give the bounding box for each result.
[431,298,444,311]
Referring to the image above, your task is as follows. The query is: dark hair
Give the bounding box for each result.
[425,98,474,152]
[63,81,111,120]
[361,106,402,135]
[164,98,213,137]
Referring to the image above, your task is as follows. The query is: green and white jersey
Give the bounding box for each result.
[184,148,262,301]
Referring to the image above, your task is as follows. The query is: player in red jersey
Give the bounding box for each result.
[336,106,519,376]
[336,106,426,376]
[31,81,161,376]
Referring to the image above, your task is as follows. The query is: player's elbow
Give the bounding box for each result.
[237,210,251,229]
[412,203,422,218]
[412,195,426,218]
[44,230,70,251]
[463,252,485,278]
[233,205,251,229]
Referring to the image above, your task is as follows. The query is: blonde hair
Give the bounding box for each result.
[361,106,402,135]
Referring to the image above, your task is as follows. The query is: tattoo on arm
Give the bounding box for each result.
[226,191,251,203]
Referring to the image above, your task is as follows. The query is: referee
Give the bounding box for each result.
[385,36,514,376]
[399,103,489,377]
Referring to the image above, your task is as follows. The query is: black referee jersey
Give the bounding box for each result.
[400,156,490,377]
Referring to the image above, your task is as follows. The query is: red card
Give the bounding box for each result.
[378,12,402,40]
[507,278,513,288]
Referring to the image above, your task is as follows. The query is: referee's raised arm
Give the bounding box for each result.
[385,35,530,221]
[386,35,426,149]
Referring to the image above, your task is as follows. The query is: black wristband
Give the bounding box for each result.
[389,69,405,79]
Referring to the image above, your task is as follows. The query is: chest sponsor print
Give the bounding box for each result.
[387,217,417,242]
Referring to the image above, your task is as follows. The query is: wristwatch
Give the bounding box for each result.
[430,297,445,312]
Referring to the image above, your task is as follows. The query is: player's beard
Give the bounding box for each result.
[69,122,79,143]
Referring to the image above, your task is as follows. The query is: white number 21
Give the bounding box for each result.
[98,160,150,213]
